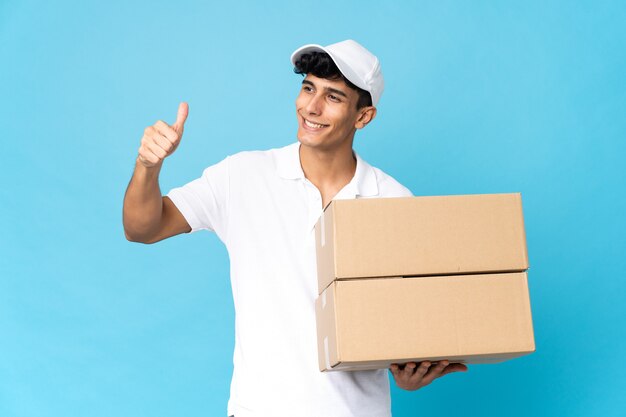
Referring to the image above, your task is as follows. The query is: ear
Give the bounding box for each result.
[355,106,377,129]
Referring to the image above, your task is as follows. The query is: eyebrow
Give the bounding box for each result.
[302,79,348,98]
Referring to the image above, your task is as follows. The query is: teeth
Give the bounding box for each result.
[304,119,326,129]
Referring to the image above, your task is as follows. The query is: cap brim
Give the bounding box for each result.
[290,44,327,66]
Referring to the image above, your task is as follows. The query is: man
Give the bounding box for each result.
[123,40,467,417]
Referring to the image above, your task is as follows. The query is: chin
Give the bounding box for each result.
[298,130,321,144]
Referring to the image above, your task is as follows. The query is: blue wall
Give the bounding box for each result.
[1,1,624,416]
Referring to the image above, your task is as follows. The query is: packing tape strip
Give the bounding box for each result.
[324,336,330,370]
[320,212,325,247]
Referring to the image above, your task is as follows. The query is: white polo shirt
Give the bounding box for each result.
[167,141,412,417]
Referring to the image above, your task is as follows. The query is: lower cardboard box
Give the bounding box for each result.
[315,272,535,372]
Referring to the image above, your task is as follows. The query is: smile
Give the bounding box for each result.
[303,117,329,129]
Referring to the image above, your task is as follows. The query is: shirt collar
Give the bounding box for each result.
[351,151,379,197]
[275,141,379,198]
[275,142,305,180]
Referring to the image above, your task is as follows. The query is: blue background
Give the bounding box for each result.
[1,0,625,416]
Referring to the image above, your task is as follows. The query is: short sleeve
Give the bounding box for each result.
[374,168,414,198]
[166,156,230,242]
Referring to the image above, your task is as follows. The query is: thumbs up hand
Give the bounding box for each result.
[137,102,189,168]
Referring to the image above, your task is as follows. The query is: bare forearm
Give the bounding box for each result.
[123,159,165,242]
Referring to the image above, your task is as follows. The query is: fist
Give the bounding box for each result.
[138,102,189,168]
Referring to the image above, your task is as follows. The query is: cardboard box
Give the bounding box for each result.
[316,272,535,372]
[315,193,528,294]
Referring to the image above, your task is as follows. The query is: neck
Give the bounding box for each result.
[298,139,357,198]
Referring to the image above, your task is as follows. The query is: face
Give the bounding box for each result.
[295,74,375,151]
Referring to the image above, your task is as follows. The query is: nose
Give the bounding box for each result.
[304,93,323,116]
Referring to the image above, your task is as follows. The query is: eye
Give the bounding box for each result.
[302,85,313,93]
[328,94,341,102]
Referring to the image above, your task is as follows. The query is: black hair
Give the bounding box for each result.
[293,51,373,110]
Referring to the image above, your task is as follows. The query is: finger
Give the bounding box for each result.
[389,363,401,381]
[409,361,430,381]
[154,120,179,144]
[402,362,418,379]
[145,140,168,160]
[143,125,157,140]
[420,360,449,385]
[138,146,161,166]
[172,102,189,132]
[153,134,174,154]
[440,363,468,377]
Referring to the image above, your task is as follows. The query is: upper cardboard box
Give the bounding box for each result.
[315,193,528,294]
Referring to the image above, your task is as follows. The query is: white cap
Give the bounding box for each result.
[290,39,384,106]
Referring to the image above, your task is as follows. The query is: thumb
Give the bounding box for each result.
[173,102,189,132]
